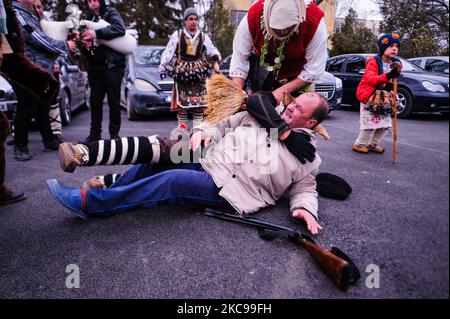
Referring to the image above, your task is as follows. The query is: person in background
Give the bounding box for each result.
[79,0,126,144]
[0,0,25,205]
[11,0,76,161]
[159,7,221,135]
[352,33,402,154]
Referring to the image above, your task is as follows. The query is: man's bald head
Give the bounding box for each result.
[282,92,329,129]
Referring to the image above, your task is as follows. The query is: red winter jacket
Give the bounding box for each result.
[356,56,392,103]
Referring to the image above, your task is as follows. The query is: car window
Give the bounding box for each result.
[345,56,366,74]
[409,58,422,67]
[425,59,449,73]
[398,58,424,72]
[326,57,346,72]
[134,47,164,66]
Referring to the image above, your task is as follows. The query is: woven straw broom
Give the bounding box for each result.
[204,73,246,123]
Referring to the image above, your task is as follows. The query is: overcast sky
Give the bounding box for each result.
[336,0,383,20]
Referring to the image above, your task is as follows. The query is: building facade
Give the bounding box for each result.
[334,17,381,36]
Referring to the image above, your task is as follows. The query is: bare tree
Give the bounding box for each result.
[336,0,355,17]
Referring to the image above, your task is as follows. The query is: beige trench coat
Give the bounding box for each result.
[198,111,321,219]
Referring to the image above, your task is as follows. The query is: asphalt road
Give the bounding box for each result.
[0,107,448,299]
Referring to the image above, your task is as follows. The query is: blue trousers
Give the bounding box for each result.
[86,163,231,215]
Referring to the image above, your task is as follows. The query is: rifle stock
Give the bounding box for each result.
[292,236,352,291]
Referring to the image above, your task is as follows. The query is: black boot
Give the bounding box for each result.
[14,145,32,161]
[43,138,60,152]
[79,134,100,145]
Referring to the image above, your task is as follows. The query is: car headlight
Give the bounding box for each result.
[422,81,445,93]
[335,77,343,89]
[134,79,157,92]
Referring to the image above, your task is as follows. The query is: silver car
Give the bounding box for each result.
[0,75,17,114]
[409,56,449,75]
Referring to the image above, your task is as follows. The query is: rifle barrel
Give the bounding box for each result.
[204,209,294,232]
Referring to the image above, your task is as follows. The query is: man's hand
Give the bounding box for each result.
[272,88,284,104]
[67,40,77,53]
[282,131,316,164]
[82,29,96,41]
[232,77,245,89]
[292,209,322,235]
[213,62,220,74]
[189,130,212,151]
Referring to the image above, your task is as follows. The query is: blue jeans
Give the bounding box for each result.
[86,163,231,215]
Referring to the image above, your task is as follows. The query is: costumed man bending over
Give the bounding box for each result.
[229,0,328,164]
[159,7,221,135]
[49,92,329,235]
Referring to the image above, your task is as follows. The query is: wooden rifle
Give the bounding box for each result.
[204,208,360,291]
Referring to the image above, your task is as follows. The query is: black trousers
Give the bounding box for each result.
[12,84,54,148]
[88,65,125,138]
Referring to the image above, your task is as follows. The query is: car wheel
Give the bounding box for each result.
[126,94,140,121]
[59,90,71,126]
[396,87,413,119]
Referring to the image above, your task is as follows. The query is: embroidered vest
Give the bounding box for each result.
[247,0,324,81]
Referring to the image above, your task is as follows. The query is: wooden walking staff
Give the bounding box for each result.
[393,77,398,163]
[391,62,401,164]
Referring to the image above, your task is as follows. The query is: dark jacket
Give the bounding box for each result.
[84,0,126,69]
[12,1,68,71]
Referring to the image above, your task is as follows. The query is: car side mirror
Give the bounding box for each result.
[66,65,80,73]
[444,69,449,74]
[425,65,432,71]
[358,69,366,74]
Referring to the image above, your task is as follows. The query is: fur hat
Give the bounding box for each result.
[316,173,352,200]
[183,7,198,20]
[377,33,400,55]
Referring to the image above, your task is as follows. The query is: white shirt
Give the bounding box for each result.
[158,28,221,73]
[229,14,328,83]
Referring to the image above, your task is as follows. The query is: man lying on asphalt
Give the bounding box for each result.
[47,92,329,235]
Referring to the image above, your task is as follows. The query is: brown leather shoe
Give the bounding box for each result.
[368,145,385,153]
[59,142,89,173]
[81,176,105,190]
[352,144,369,154]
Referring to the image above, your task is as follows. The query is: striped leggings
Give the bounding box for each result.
[81,135,180,187]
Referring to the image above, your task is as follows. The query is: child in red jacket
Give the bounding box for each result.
[352,33,402,154]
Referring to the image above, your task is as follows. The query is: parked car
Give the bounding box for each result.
[121,45,173,120]
[326,54,449,118]
[408,56,449,75]
[219,55,343,111]
[57,62,90,125]
[0,75,17,115]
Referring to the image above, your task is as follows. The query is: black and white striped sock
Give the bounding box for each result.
[84,136,161,166]
[191,108,204,128]
[177,109,188,128]
[103,173,121,187]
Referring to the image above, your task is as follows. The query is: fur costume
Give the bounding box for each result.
[0,0,57,103]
